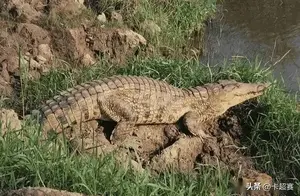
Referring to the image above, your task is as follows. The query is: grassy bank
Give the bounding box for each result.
[125,0,217,57]
[43,0,216,59]
[1,57,299,195]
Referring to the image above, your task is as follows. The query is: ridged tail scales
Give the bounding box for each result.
[40,87,98,134]
[39,76,128,134]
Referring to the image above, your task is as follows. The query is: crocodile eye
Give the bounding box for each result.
[224,84,236,91]
[212,86,220,94]
[195,87,208,100]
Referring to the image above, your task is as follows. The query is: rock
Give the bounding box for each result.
[1,52,19,74]
[116,29,147,46]
[110,11,123,24]
[37,44,53,62]
[97,13,107,23]
[16,23,51,47]
[4,187,87,196]
[237,171,274,196]
[88,27,147,64]
[35,55,47,64]
[150,136,203,173]
[61,26,146,65]
[64,27,92,61]
[20,3,41,22]
[75,0,85,6]
[0,76,14,97]
[29,58,41,69]
[140,20,161,37]
[24,52,31,61]
[6,1,41,22]
[48,0,84,16]
[41,66,50,74]
[68,27,88,59]
[0,108,21,136]
[0,30,9,47]
[81,53,96,66]
[1,61,11,82]
[29,71,40,79]
[0,23,53,91]
[0,21,53,80]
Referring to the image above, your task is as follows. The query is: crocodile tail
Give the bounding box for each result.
[39,75,153,134]
[40,83,102,134]
[39,76,128,134]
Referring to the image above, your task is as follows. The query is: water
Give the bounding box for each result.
[201,0,300,93]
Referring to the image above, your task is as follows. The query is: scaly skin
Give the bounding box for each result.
[39,75,270,141]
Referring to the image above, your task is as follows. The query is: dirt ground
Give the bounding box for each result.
[1,105,275,195]
[0,0,147,98]
[0,0,275,196]
[63,104,275,196]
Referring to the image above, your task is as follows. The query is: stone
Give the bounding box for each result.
[140,20,161,37]
[0,108,21,136]
[111,11,123,23]
[37,44,53,62]
[1,61,11,82]
[29,58,41,69]
[97,13,107,23]
[35,55,47,64]
[81,53,96,66]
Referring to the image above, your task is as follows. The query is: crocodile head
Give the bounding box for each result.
[207,80,270,115]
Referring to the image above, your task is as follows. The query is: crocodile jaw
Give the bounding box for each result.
[212,81,270,115]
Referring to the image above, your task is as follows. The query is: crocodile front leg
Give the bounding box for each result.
[182,111,213,142]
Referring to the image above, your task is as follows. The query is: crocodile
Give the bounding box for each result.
[39,75,270,142]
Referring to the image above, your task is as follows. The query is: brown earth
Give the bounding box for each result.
[0,108,21,136]
[0,0,274,196]
[0,0,147,98]
[58,103,274,196]
[4,106,273,195]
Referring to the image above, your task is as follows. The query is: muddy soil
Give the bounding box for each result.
[50,102,274,196]
[0,1,274,196]
[0,0,146,98]
[2,104,274,195]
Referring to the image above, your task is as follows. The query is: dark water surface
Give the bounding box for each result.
[201,0,300,93]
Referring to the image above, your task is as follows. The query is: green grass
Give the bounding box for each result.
[127,0,217,57]
[0,124,232,195]
[1,57,299,195]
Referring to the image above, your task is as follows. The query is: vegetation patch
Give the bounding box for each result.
[1,57,299,195]
[85,0,217,58]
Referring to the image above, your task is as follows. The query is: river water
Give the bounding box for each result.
[201,0,300,94]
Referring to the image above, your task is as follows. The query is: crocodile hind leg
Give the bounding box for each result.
[99,96,137,144]
[182,111,213,142]
[110,122,137,144]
